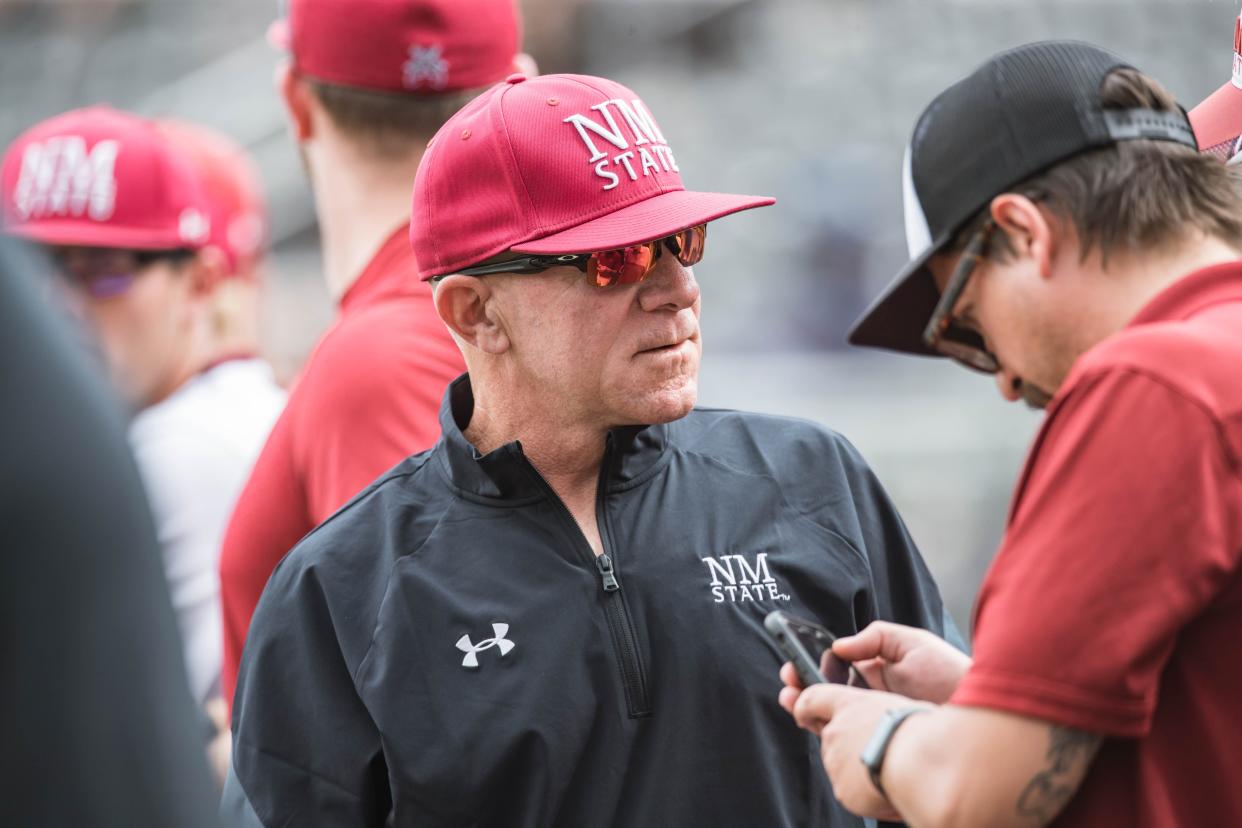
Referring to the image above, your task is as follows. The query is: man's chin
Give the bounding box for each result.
[618,382,698,426]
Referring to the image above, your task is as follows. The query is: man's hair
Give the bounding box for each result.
[951,67,1242,261]
[305,78,482,162]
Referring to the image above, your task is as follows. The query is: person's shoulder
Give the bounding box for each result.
[287,309,460,423]
[130,386,246,468]
[246,449,446,669]
[1074,319,1242,421]
[272,448,445,579]
[309,303,441,376]
[673,407,867,474]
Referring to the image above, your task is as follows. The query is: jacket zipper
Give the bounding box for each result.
[519,438,652,718]
[593,436,651,718]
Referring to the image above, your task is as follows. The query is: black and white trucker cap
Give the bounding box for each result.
[848,40,1198,358]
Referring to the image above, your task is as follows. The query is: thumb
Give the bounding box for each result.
[833,621,912,664]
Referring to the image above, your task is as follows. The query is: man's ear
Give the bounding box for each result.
[433,275,510,355]
[990,193,1055,280]
[189,247,227,299]
[192,245,229,297]
[512,52,539,78]
[276,61,314,143]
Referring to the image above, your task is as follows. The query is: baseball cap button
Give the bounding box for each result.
[505,73,526,84]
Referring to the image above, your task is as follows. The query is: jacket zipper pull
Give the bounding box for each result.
[596,554,620,592]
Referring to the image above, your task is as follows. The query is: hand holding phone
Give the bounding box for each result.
[764,610,867,688]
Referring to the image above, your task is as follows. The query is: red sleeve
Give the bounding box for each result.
[952,368,1241,737]
[292,303,463,525]
[219,409,310,712]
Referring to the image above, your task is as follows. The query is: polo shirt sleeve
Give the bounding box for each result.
[952,368,1241,737]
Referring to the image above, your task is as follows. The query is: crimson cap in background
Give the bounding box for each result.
[1190,11,1242,161]
[268,0,521,95]
[410,73,775,281]
[156,120,267,277]
[1,106,210,251]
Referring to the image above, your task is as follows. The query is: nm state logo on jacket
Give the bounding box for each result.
[701,553,791,604]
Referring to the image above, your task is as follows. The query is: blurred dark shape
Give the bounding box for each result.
[0,238,218,828]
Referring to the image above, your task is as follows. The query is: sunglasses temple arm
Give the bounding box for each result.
[921,229,990,348]
[456,258,544,277]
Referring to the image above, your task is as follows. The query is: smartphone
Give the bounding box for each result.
[764,610,864,687]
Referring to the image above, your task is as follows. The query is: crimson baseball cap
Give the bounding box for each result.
[156,120,267,276]
[1,106,211,251]
[411,73,775,281]
[849,41,1197,358]
[269,0,520,94]
[1190,12,1242,161]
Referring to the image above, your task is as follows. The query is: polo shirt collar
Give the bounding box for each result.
[1128,259,1242,327]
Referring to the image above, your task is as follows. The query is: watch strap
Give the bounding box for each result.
[859,706,931,799]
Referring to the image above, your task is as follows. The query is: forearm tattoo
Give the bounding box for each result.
[1015,726,1101,825]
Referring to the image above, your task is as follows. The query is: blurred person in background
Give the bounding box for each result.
[223,71,958,827]
[1190,10,1242,163]
[0,104,240,792]
[0,237,219,828]
[781,42,1242,827]
[218,0,530,712]
[1,106,284,787]
[151,116,288,781]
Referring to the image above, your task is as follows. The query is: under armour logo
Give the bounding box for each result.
[456,622,514,669]
[403,44,449,91]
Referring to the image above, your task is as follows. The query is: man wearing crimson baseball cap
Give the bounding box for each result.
[2,108,213,416]
[218,0,531,714]
[225,72,958,826]
[1,107,246,713]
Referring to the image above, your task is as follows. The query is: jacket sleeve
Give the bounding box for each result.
[831,434,965,651]
[228,550,391,826]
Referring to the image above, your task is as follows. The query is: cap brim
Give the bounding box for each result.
[3,221,192,251]
[1189,80,1242,151]
[266,19,290,50]
[510,189,774,256]
[847,240,945,358]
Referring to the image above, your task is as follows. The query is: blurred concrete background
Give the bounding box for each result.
[2,0,1235,632]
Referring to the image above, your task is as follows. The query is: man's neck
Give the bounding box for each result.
[463,381,611,552]
[308,145,424,303]
[1076,234,1242,351]
[145,321,215,410]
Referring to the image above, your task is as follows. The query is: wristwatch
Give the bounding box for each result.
[859,707,931,799]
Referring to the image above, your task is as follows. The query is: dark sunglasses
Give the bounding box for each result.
[922,221,1001,374]
[452,225,707,288]
[51,247,196,299]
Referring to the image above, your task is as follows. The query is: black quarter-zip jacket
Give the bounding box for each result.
[227,375,959,827]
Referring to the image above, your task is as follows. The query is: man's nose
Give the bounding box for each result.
[994,367,1023,403]
[637,253,700,313]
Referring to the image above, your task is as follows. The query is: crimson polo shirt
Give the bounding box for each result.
[951,261,1242,826]
[219,225,464,710]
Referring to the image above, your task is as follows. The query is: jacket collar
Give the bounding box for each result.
[436,375,671,501]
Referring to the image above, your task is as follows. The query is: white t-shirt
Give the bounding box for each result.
[129,358,285,705]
